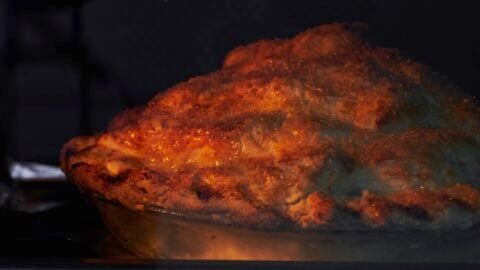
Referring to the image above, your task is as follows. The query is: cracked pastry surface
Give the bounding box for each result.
[61,23,480,229]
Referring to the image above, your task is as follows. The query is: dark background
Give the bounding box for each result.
[1,0,480,164]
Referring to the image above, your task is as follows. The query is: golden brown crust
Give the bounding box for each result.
[61,23,480,229]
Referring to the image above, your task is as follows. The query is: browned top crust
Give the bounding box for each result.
[61,23,480,229]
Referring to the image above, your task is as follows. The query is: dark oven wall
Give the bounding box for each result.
[1,0,479,164]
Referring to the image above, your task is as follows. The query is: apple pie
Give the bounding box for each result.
[61,23,480,229]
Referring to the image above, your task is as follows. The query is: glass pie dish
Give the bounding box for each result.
[92,196,480,262]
